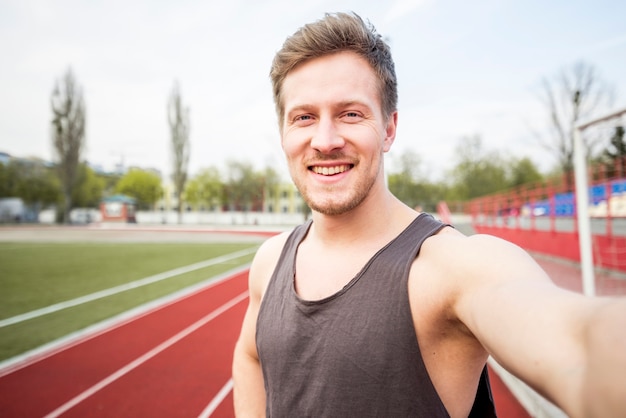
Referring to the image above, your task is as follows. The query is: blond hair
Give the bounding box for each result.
[270,12,397,126]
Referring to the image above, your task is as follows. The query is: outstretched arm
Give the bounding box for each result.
[445,233,626,417]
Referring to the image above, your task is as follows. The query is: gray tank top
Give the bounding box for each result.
[256,213,496,417]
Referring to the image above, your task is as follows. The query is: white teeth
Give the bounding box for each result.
[312,165,349,175]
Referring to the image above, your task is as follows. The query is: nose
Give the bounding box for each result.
[310,117,345,154]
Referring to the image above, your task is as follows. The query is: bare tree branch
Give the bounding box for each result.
[532,61,615,185]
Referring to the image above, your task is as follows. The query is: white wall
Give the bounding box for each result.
[136,210,305,226]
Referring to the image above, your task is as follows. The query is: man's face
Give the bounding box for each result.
[280,51,397,216]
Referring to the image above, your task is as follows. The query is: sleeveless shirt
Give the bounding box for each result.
[256,213,497,417]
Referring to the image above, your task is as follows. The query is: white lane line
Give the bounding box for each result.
[0,247,256,328]
[197,378,234,418]
[0,266,249,376]
[42,291,249,418]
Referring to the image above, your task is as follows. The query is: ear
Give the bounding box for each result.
[382,111,398,153]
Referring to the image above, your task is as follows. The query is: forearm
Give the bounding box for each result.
[232,343,266,417]
[581,298,626,417]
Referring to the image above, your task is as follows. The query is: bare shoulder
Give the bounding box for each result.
[419,226,551,286]
[410,226,555,329]
[248,230,291,300]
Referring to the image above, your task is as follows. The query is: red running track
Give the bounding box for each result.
[0,269,248,418]
[0,268,529,417]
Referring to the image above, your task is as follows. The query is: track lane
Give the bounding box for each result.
[48,293,247,417]
[0,270,248,417]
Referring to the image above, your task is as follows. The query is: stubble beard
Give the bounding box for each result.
[294,159,380,217]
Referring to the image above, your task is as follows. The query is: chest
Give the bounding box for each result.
[261,239,423,369]
[294,248,375,301]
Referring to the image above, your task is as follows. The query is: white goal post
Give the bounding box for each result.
[574,107,626,297]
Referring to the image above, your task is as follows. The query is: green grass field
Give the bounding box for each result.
[0,241,258,362]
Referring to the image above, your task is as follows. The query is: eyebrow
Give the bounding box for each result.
[285,104,315,117]
[285,100,372,117]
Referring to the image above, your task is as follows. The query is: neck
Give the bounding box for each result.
[309,187,416,247]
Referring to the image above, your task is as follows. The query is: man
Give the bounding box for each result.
[232,12,626,417]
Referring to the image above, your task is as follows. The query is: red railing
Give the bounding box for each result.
[456,156,626,272]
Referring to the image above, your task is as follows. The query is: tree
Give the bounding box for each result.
[51,68,86,223]
[386,150,450,212]
[71,164,105,208]
[508,157,544,188]
[167,81,190,224]
[1,160,60,213]
[224,160,264,212]
[606,125,626,158]
[0,160,20,198]
[535,61,614,189]
[99,171,123,197]
[261,166,282,212]
[601,125,626,177]
[185,167,224,211]
[116,169,163,210]
[449,135,509,200]
[15,163,60,209]
[388,150,424,209]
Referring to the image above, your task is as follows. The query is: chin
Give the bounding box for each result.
[306,195,363,216]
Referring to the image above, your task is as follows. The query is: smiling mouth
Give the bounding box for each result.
[309,164,352,176]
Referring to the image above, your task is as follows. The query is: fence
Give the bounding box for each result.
[462,155,626,273]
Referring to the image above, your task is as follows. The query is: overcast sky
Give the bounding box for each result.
[2,0,625,181]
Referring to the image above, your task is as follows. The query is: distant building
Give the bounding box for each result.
[264,182,305,215]
[100,194,137,223]
[0,197,37,223]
